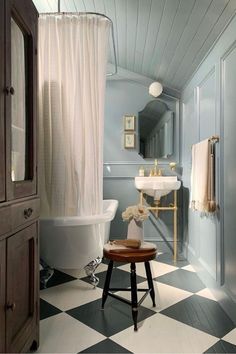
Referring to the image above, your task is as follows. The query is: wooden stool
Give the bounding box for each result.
[102,242,157,331]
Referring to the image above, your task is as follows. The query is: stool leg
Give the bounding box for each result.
[130,263,138,331]
[145,261,156,307]
[101,260,113,309]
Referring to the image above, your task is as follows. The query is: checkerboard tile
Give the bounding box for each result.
[37,312,105,353]
[157,252,189,267]
[114,280,192,312]
[181,264,196,272]
[40,279,103,311]
[67,297,156,337]
[118,259,178,278]
[40,298,62,320]
[79,338,132,353]
[196,288,217,301]
[161,294,235,338]
[222,328,236,345]
[156,268,205,292]
[81,267,146,290]
[40,269,77,290]
[110,313,218,353]
[60,262,109,279]
[204,339,236,353]
[38,255,236,354]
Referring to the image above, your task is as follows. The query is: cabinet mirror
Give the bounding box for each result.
[11,17,28,182]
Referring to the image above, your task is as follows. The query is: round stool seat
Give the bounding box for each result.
[103,241,157,263]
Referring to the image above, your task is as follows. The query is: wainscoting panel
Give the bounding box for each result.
[182,66,218,281]
[181,10,236,321]
[198,67,216,141]
[222,42,236,300]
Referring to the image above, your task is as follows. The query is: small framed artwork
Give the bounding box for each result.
[124,133,136,149]
[124,115,136,131]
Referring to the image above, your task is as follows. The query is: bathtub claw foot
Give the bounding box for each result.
[84,257,102,287]
[90,274,100,288]
[40,259,54,289]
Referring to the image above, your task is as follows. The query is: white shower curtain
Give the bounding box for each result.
[38,14,110,217]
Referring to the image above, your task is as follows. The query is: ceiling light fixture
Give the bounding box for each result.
[149,81,163,97]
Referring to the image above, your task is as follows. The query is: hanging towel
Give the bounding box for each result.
[190,139,216,212]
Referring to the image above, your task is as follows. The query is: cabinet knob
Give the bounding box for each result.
[5,86,15,95]
[6,302,16,311]
[24,207,33,219]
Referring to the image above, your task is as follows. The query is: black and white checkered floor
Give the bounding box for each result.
[38,252,236,353]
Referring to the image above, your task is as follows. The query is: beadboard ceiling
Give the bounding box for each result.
[33,0,236,92]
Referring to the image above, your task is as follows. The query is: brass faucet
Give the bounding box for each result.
[157,168,162,176]
[149,159,162,176]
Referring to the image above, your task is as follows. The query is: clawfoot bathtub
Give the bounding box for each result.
[40,199,118,285]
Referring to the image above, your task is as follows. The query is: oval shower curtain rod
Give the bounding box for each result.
[41,0,117,77]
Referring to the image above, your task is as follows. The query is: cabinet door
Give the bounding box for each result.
[0,0,5,202]
[0,240,6,352]
[5,0,38,200]
[6,223,39,353]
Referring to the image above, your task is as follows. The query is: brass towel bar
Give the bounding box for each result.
[192,136,219,148]
[208,135,219,143]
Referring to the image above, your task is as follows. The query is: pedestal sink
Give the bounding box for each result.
[135,176,181,262]
[135,176,181,200]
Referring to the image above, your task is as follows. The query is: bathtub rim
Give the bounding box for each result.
[40,199,118,226]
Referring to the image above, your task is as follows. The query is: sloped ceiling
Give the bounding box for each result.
[33,0,236,92]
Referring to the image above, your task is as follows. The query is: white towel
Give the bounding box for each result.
[190,139,216,212]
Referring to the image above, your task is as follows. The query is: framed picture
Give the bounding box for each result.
[124,115,136,131]
[124,133,136,149]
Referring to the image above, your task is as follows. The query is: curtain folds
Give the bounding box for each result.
[38,14,110,217]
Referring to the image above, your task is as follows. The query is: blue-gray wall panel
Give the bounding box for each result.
[104,76,181,244]
[222,43,236,298]
[181,9,236,319]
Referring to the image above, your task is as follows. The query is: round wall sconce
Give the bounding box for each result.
[149,81,163,97]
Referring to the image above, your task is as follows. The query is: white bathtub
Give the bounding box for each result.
[40,199,118,269]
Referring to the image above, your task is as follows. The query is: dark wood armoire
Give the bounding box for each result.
[0,0,39,352]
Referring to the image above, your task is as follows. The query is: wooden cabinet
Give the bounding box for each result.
[5,0,38,200]
[0,0,5,202]
[0,240,6,353]
[6,225,39,353]
[0,0,39,352]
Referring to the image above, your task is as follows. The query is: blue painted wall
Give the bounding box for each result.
[103,73,181,250]
[181,12,236,320]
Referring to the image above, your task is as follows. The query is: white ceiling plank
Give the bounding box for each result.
[103,0,119,64]
[33,0,51,12]
[47,0,56,11]
[102,0,113,64]
[60,0,75,11]
[133,0,152,74]
[93,0,106,13]
[147,0,181,80]
[180,0,236,88]
[34,0,236,91]
[72,0,86,11]
[171,0,230,89]
[155,0,196,81]
[79,0,95,12]
[114,0,127,68]
[165,0,212,85]
[141,0,165,76]
[126,0,139,72]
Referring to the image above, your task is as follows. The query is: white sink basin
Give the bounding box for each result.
[135,176,181,200]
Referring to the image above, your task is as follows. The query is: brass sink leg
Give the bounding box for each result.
[138,189,178,262]
[154,200,160,217]
[173,190,177,262]
[139,191,143,205]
